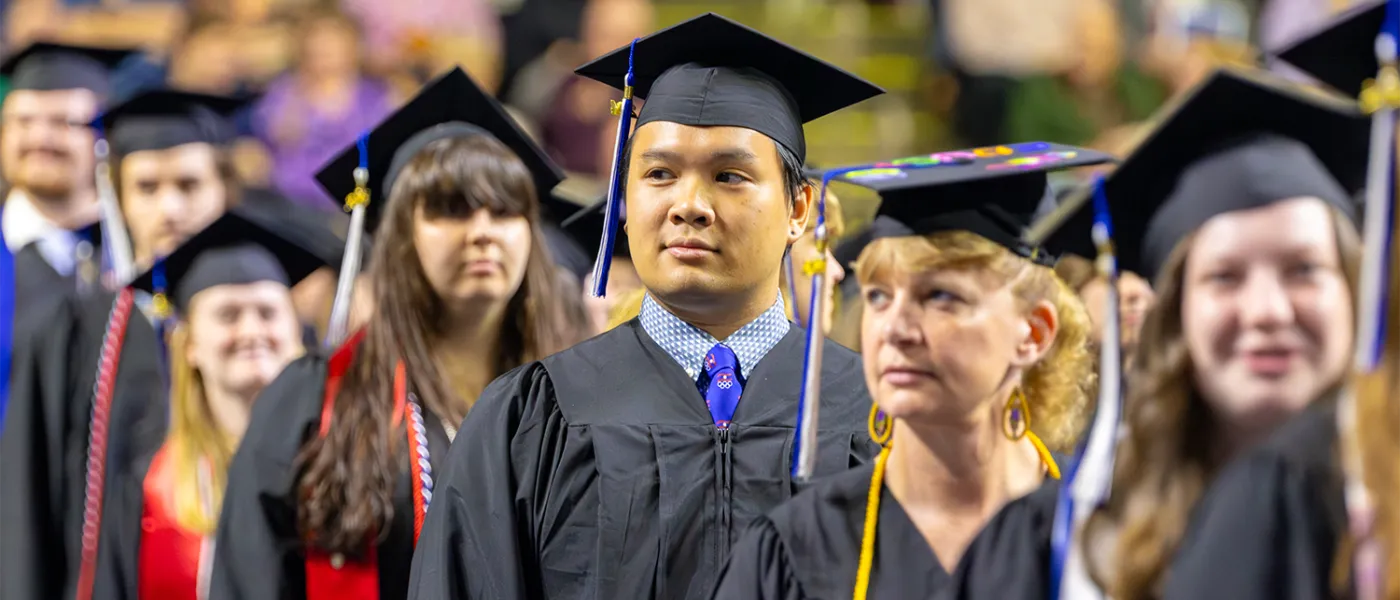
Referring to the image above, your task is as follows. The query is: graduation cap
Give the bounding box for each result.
[576,13,883,163]
[539,193,594,280]
[314,67,564,346]
[314,67,565,235]
[1275,0,1388,99]
[560,198,631,264]
[824,142,1115,266]
[130,205,337,315]
[1034,68,1368,283]
[94,89,249,157]
[0,41,135,97]
[573,13,883,297]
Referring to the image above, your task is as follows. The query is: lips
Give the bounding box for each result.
[1240,348,1299,377]
[665,237,717,262]
[880,366,934,387]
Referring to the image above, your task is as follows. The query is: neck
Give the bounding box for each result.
[204,384,259,443]
[431,304,506,405]
[885,396,1044,516]
[14,187,99,230]
[652,285,777,341]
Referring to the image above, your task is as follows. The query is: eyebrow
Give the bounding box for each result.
[637,148,760,165]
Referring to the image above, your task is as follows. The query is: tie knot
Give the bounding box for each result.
[704,343,739,376]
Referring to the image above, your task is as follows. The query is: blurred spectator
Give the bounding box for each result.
[497,0,586,102]
[538,0,654,178]
[340,0,504,93]
[169,0,297,92]
[252,7,393,208]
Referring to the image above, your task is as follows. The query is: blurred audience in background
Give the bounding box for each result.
[0,0,1371,266]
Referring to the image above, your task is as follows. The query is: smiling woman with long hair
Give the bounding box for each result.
[711,144,1109,600]
[940,68,1367,600]
[92,205,335,600]
[209,68,571,600]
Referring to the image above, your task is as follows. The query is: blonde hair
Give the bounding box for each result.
[606,286,647,331]
[854,231,1095,450]
[166,323,235,535]
[166,315,305,535]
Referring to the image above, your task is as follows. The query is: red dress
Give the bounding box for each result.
[137,445,206,600]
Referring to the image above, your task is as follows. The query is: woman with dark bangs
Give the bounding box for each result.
[209,68,572,600]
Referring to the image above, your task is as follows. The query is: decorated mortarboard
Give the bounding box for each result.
[573,13,884,297]
[1032,68,1368,283]
[314,67,565,236]
[0,41,135,97]
[822,142,1114,266]
[314,66,565,346]
[1276,0,1387,99]
[94,89,248,157]
[130,205,336,315]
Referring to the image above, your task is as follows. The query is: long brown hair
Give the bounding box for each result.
[1082,208,1361,600]
[296,134,570,554]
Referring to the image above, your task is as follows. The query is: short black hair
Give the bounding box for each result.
[617,134,806,205]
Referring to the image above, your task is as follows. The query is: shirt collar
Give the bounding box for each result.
[3,190,65,251]
[638,292,791,380]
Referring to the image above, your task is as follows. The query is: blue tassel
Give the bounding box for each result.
[590,38,640,298]
[1049,175,1123,600]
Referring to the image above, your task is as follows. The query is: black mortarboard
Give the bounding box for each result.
[0,42,135,97]
[94,89,248,157]
[560,198,631,263]
[314,67,565,234]
[1275,0,1388,99]
[538,193,593,279]
[1034,68,1368,282]
[131,206,335,314]
[574,12,884,163]
[823,142,1114,266]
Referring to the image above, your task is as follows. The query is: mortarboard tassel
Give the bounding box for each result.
[1341,4,1400,598]
[791,173,838,480]
[1048,176,1122,600]
[325,132,372,348]
[589,38,640,298]
[93,134,137,287]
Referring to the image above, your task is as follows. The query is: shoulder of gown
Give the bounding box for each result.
[208,352,330,600]
[1164,401,1344,600]
[711,464,877,600]
[940,478,1062,600]
[407,340,563,600]
[0,289,85,599]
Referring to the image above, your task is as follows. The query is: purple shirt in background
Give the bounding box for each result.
[253,76,394,208]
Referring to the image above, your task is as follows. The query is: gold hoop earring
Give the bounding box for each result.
[1002,388,1031,441]
[868,403,892,446]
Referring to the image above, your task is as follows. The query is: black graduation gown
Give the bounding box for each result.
[1163,401,1345,600]
[937,480,1061,600]
[0,287,167,600]
[92,448,158,600]
[406,319,878,600]
[709,463,948,600]
[208,352,453,600]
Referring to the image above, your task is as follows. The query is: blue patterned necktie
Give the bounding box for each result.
[702,343,743,429]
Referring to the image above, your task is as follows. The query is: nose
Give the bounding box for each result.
[877,292,923,347]
[667,178,716,228]
[155,187,187,224]
[1237,270,1295,330]
[827,250,846,284]
[466,208,502,246]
